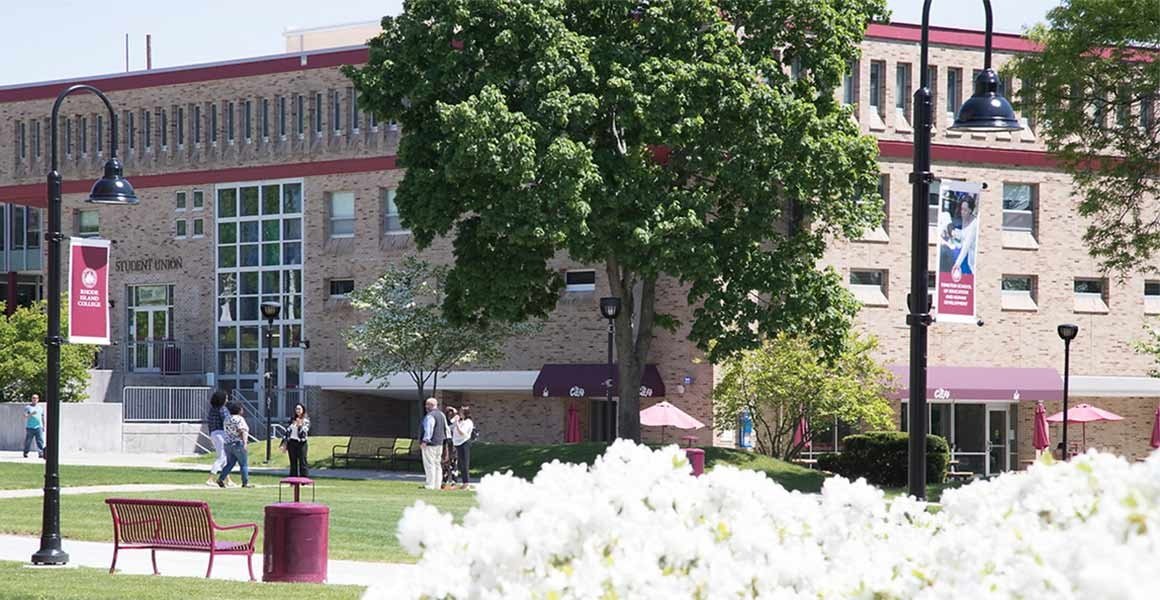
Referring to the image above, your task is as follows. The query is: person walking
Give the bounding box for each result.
[419,397,448,491]
[280,403,311,478]
[204,390,231,487]
[217,402,253,488]
[451,406,474,490]
[23,394,45,459]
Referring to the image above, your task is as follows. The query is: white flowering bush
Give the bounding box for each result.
[367,441,1160,600]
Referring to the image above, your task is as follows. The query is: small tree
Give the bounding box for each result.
[345,257,534,431]
[0,300,98,403]
[712,331,894,460]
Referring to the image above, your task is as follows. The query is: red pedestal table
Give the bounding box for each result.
[263,477,329,583]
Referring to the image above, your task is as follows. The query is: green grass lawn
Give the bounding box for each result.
[0,464,473,563]
[174,439,827,493]
[0,560,363,600]
[0,463,233,491]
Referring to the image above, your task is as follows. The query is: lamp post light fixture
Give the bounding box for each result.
[261,301,281,464]
[906,0,1021,500]
[599,297,621,440]
[1057,324,1079,460]
[33,85,137,566]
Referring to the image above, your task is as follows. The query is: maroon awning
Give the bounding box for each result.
[533,364,666,399]
[887,365,1061,402]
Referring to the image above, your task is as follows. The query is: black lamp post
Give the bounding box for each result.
[33,85,137,566]
[906,0,1022,499]
[1057,324,1079,460]
[261,301,281,463]
[599,297,621,440]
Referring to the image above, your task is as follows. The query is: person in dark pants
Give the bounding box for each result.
[451,406,474,489]
[280,403,310,478]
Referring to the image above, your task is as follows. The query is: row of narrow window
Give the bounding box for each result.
[13,88,398,162]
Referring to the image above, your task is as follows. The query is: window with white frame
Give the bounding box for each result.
[1074,277,1109,313]
[278,97,287,138]
[1002,183,1037,249]
[296,94,305,137]
[1145,281,1160,315]
[1142,95,1155,133]
[192,218,205,238]
[193,190,204,210]
[869,61,886,123]
[226,102,235,143]
[314,93,323,135]
[176,191,187,211]
[244,100,253,141]
[1001,275,1037,311]
[895,63,912,125]
[946,68,962,123]
[329,279,354,298]
[849,269,888,306]
[564,270,596,292]
[842,60,857,107]
[332,90,342,133]
[176,219,188,239]
[261,98,270,140]
[382,188,406,234]
[177,107,184,146]
[75,209,99,238]
[160,109,168,148]
[856,174,889,242]
[328,192,355,238]
[143,110,151,149]
[349,87,360,132]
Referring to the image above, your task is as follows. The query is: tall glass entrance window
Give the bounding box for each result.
[216,181,304,418]
[902,401,1016,476]
[127,285,174,372]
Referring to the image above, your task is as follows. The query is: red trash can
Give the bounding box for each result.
[685,448,705,477]
[263,478,329,583]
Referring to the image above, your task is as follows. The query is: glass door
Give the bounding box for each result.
[952,404,986,475]
[131,307,169,371]
[987,405,1010,476]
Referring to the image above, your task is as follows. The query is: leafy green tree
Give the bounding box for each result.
[345,257,535,430]
[712,332,894,460]
[0,300,98,403]
[1009,0,1160,272]
[347,0,888,441]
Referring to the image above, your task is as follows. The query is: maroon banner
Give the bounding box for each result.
[934,180,982,324]
[68,237,111,345]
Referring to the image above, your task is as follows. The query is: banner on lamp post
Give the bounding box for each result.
[934,180,982,324]
[68,237,111,345]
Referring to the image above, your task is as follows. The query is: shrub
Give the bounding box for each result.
[371,443,1160,599]
[825,431,948,487]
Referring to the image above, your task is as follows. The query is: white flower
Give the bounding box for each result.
[372,445,1160,599]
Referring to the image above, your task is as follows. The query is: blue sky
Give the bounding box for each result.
[0,0,1060,86]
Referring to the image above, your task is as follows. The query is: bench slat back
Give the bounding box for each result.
[349,437,390,455]
[107,499,213,547]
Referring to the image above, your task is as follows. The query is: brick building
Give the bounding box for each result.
[0,22,1156,473]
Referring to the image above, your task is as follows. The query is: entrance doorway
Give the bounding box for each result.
[903,402,1013,476]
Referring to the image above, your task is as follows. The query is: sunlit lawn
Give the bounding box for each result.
[0,560,363,600]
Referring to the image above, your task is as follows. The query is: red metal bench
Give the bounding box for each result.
[105,498,258,580]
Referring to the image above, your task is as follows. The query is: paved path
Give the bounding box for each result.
[0,451,424,482]
[0,483,206,500]
[0,534,419,591]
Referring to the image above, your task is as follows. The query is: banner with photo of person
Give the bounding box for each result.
[935,180,983,324]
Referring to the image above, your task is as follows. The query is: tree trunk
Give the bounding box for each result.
[607,259,657,443]
[411,376,426,439]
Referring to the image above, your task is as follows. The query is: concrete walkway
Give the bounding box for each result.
[0,450,424,482]
[0,534,419,590]
[0,483,205,500]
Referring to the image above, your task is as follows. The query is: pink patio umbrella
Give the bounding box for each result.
[640,401,705,443]
[565,403,582,444]
[792,416,811,450]
[1046,403,1124,451]
[1150,405,1160,450]
[1033,401,1051,454]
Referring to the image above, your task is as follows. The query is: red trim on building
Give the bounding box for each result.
[0,155,397,208]
[877,140,1057,169]
[866,22,1040,53]
[0,47,370,104]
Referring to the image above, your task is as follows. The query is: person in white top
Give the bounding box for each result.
[451,406,475,489]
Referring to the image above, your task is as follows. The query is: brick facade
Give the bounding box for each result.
[0,25,1156,463]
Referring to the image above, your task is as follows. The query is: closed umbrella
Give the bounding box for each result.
[1046,403,1123,451]
[1032,401,1051,455]
[1150,405,1160,450]
[565,403,581,444]
[640,401,705,443]
[792,416,811,450]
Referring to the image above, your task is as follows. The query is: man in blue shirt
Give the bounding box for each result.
[23,394,45,459]
[419,397,447,490]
